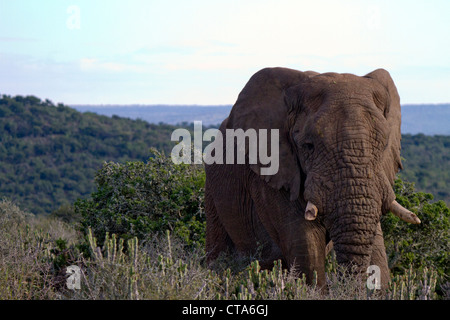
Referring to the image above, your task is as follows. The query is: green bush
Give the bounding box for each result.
[382,179,449,280]
[75,148,206,247]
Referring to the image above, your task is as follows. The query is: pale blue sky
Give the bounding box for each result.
[0,0,449,104]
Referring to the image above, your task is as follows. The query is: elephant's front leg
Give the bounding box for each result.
[278,217,328,289]
[250,176,327,288]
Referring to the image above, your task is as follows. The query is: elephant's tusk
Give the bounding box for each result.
[305,201,318,221]
[390,200,421,224]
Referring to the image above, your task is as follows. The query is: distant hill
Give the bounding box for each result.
[71,103,450,135]
[401,104,450,135]
[0,95,179,215]
[72,104,233,127]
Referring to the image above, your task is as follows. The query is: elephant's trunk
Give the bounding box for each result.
[329,194,381,274]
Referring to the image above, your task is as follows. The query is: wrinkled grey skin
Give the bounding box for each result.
[205,67,405,289]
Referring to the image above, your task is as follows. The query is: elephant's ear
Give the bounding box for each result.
[364,69,402,184]
[226,67,312,201]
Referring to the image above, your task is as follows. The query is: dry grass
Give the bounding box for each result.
[0,199,60,299]
[61,230,441,300]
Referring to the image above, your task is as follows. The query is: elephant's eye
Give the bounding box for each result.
[303,143,314,152]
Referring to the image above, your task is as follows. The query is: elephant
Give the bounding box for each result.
[204,67,421,290]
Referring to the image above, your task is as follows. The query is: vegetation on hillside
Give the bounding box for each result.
[0,94,177,215]
[399,134,450,203]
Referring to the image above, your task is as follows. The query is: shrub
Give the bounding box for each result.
[75,149,205,247]
[382,178,449,278]
[381,178,449,297]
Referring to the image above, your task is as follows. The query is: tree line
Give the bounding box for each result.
[0,94,177,215]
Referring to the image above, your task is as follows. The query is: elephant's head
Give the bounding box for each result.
[226,67,420,274]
